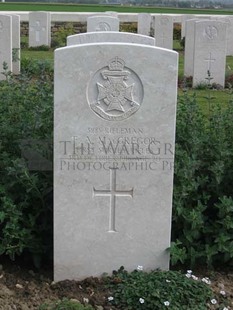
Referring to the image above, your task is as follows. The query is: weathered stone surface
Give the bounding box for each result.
[87,15,119,32]
[154,15,173,49]
[184,19,199,76]
[137,13,151,36]
[54,42,178,281]
[67,31,155,46]
[29,11,51,47]
[193,20,227,87]
[0,14,12,79]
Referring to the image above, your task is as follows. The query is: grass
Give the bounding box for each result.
[0,3,233,15]
[22,50,54,61]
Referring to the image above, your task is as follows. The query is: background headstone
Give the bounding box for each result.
[210,15,233,56]
[181,14,194,38]
[67,31,155,46]
[29,11,51,47]
[11,14,20,74]
[87,15,120,32]
[193,20,227,87]
[154,15,173,49]
[54,42,178,281]
[138,13,151,36]
[0,14,12,79]
[184,19,199,77]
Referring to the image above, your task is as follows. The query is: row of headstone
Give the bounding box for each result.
[0,14,20,80]
[54,31,178,280]
[28,11,233,61]
[184,19,227,87]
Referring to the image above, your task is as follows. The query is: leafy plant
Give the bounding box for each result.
[28,45,50,51]
[172,84,233,267]
[39,298,94,310]
[106,267,214,310]
[0,59,53,266]
[51,23,76,48]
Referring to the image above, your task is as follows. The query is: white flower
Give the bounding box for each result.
[211,299,217,305]
[164,301,170,306]
[83,298,89,303]
[220,290,226,296]
[108,296,114,301]
[137,265,143,271]
[223,307,229,310]
[191,275,198,280]
[166,279,171,283]
[202,277,211,284]
[186,273,191,278]
[139,298,145,304]
[187,270,192,274]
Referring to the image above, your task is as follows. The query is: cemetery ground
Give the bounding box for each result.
[0,258,233,309]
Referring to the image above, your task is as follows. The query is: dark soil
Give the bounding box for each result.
[0,260,232,310]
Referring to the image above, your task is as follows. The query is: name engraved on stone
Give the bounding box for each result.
[93,168,133,232]
[204,52,216,72]
[204,25,218,40]
[87,56,143,121]
[96,22,111,31]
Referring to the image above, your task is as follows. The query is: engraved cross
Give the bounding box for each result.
[204,52,216,72]
[31,20,43,43]
[93,168,133,232]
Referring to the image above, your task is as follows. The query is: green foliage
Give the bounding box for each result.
[39,299,94,310]
[0,59,53,266]
[51,23,76,48]
[28,45,50,51]
[106,267,214,310]
[172,88,233,267]
[120,22,137,33]
[173,24,181,41]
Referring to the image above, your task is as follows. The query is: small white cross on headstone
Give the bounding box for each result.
[93,168,133,232]
[31,20,45,43]
[204,52,216,72]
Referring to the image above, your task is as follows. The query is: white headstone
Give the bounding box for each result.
[29,11,51,47]
[138,13,151,36]
[154,15,173,50]
[67,31,155,46]
[105,11,118,18]
[181,14,194,38]
[193,20,227,87]
[11,14,20,75]
[184,19,199,77]
[0,14,12,79]
[210,15,233,56]
[87,15,120,32]
[54,42,178,281]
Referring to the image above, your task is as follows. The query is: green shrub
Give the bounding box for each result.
[172,89,233,267]
[106,267,215,310]
[28,45,50,51]
[51,23,76,48]
[120,22,137,33]
[39,299,94,310]
[173,23,181,40]
[0,60,53,267]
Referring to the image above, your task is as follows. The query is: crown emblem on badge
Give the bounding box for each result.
[108,57,125,71]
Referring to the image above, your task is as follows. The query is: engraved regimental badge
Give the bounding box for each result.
[87,57,144,121]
